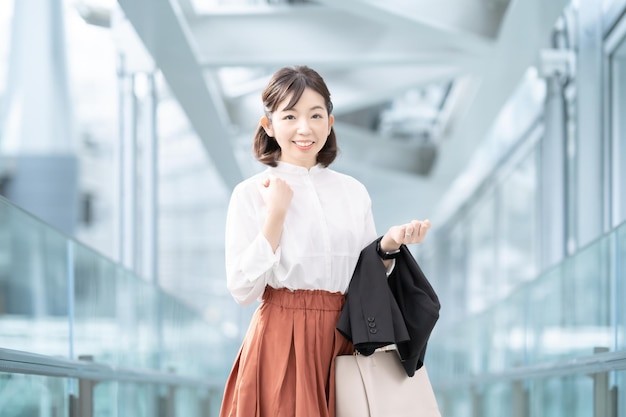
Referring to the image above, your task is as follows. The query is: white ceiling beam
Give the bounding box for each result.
[322,0,510,39]
[198,51,471,70]
[428,0,570,205]
[323,66,464,114]
[188,5,492,64]
[172,0,196,17]
[313,0,494,54]
[117,0,244,190]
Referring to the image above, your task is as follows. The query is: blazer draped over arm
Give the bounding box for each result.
[336,238,441,377]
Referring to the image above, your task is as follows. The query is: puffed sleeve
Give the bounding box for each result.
[361,188,379,249]
[225,181,281,305]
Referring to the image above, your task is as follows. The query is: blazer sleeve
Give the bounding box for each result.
[337,239,411,355]
[388,246,441,376]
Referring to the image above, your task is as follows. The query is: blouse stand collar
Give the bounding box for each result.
[272,161,325,176]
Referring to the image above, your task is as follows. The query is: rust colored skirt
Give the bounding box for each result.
[219,286,354,417]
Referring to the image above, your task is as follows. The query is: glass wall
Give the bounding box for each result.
[425,4,626,415]
[428,139,540,331]
[610,24,626,227]
[0,196,221,376]
[0,374,69,417]
[497,150,538,298]
[0,374,222,417]
[466,193,496,314]
[0,196,231,415]
[618,224,626,350]
[0,203,70,356]
[429,221,625,415]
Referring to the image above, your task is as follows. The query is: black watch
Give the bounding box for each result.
[376,239,401,260]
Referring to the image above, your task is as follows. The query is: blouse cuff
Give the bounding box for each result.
[385,259,396,277]
[239,234,281,282]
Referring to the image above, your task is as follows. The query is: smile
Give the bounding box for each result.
[293,141,315,149]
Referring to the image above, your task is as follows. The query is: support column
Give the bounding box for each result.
[512,380,529,417]
[576,0,605,244]
[138,72,159,283]
[471,385,483,417]
[538,74,567,270]
[590,347,618,417]
[116,60,138,272]
[112,5,158,280]
[77,355,97,417]
[537,15,576,270]
[0,0,78,234]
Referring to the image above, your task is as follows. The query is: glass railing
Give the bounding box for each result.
[0,195,234,416]
[428,220,626,416]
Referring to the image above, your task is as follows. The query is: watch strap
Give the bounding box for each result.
[376,239,401,260]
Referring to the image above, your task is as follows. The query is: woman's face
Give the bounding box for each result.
[262,88,334,169]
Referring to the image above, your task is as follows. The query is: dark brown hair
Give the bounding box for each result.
[253,65,338,167]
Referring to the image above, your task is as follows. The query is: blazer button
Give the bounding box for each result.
[367,317,375,322]
[369,328,377,334]
[368,322,376,328]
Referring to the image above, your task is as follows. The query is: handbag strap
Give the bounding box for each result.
[353,353,378,415]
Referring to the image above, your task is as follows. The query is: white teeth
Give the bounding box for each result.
[294,141,313,146]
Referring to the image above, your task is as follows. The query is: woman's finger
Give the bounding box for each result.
[403,225,414,241]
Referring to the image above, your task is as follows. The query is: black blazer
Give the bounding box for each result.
[336,238,440,377]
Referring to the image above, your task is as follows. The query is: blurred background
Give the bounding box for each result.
[1,0,626,416]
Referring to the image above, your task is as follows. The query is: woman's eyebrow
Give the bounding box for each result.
[279,105,325,112]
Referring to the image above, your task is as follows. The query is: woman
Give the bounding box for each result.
[220,65,431,417]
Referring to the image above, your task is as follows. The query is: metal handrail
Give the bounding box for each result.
[433,348,626,390]
[0,347,222,388]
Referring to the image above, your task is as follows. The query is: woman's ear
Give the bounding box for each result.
[260,116,274,137]
[328,114,335,135]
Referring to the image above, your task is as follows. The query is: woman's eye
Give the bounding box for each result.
[283,115,295,120]
[312,114,323,119]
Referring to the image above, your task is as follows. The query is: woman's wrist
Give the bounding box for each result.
[379,234,401,253]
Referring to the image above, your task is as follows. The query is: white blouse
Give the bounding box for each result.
[225,162,378,305]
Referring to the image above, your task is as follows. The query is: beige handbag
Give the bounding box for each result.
[335,349,442,417]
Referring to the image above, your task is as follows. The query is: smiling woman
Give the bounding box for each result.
[219,65,432,417]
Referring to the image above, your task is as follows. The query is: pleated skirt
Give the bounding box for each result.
[219,286,354,417]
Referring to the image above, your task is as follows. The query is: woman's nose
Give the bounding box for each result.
[297,119,312,134]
